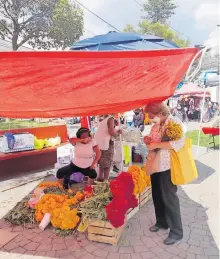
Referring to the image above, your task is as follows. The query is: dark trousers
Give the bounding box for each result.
[56,163,97,188]
[151,169,183,239]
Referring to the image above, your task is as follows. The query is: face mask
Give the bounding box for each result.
[152,116,161,124]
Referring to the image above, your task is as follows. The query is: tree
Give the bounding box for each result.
[123,24,136,33]
[143,0,177,24]
[0,0,83,50]
[124,20,190,48]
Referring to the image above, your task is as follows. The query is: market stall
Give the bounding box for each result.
[0,33,199,245]
[173,83,211,121]
[0,125,67,176]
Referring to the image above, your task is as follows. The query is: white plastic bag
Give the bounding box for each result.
[39,213,51,231]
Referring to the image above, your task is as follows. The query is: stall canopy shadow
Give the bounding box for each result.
[188,160,216,184]
[122,186,219,258]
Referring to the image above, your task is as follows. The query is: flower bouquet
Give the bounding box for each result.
[146,120,183,175]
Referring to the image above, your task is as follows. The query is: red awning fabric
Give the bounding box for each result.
[0,48,198,118]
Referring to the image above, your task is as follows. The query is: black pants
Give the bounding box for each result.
[151,169,183,239]
[56,163,97,188]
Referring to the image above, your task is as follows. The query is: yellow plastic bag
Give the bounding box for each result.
[170,138,198,185]
[77,217,88,232]
[123,145,130,166]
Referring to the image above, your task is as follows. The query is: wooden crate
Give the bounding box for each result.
[127,195,139,220]
[139,186,152,208]
[88,220,125,245]
[127,206,139,220]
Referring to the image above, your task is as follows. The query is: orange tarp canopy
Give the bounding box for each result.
[0,48,198,118]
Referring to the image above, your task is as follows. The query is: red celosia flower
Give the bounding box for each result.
[84,185,93,194]
[106,172,138,228]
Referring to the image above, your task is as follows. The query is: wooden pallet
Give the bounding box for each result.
[139,186,152,208]
[88,220,125,245]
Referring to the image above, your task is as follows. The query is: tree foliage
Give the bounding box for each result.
[142,0,177,24]
[0,0,84,50]
[124,21,190,48]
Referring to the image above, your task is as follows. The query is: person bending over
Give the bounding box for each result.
[56,128,101,189]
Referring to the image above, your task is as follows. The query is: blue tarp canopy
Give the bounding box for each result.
[71,31,179,50]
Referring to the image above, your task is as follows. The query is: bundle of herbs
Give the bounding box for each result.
[4,197,36,226]
[79,182,112,221]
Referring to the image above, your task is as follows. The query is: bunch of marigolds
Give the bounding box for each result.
[38,181,63,189]
[34,188,84,230]
[128,165,151,195]
[51,207,80,230]
[164,121,183,141]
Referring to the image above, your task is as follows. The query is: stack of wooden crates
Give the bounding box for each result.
[87,186,152,245]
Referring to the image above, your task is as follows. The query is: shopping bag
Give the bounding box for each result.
[123,145,131,166]
[145,151,160,175]
[170,138,198,185]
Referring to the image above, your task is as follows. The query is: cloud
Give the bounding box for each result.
[205,28,219,52]
[176,0,219,45]
[75,0,218,45]
[193,0,219,47]
[78,0,142,38]
[194,1,219,30]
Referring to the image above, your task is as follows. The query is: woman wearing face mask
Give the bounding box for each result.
[56,128,101,189]
[144,102,184,246]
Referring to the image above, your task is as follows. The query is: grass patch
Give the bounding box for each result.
[0,120,50,130]
[186,130,220,147]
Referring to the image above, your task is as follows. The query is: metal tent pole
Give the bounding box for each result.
[196,87,206,158]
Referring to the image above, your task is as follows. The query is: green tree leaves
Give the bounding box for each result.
[124,0,189,48]
[0,0,83,50]
[143,0,177,24]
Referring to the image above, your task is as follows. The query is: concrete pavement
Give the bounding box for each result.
[0,146,219,259]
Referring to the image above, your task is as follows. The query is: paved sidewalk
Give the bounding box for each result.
[0,150,219,259]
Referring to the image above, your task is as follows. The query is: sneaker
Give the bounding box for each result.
[113,165,120,172]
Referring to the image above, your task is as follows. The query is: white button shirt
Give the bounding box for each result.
[149,115,185,172]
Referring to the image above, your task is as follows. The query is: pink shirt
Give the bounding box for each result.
[149,115,185,172]
[72,139,97,169]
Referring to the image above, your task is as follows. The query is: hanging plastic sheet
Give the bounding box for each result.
[0,48,198,118]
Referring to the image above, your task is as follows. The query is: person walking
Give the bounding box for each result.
[144,102,184,245]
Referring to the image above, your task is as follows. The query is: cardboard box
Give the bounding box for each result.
[0,133,34,153]
[57,144,74,164]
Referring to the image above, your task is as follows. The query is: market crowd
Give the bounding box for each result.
[172,96,219,123]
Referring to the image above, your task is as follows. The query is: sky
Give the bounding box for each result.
[78,0,219,47]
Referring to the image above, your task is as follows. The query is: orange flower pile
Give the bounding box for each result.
[35,194,67,222]
[51,207,80,230]
[34,191,84,230]
[144,113,152,125]
[128,165,151,195]
[38,181,63,189]
[63,191,84,207]
[141,164,151,186]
